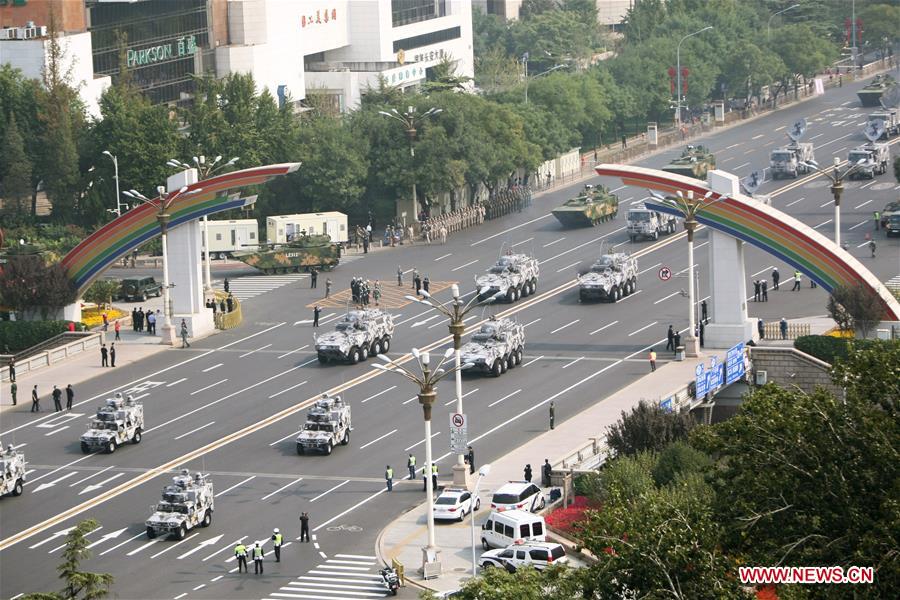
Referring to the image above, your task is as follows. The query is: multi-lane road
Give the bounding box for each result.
[1,75,898,600]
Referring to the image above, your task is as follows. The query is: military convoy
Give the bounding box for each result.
[848,144,891,179]
[296,395,352,455]
[315,309,394,364]
[868,108,899,140]
[475,254,539,303]
[552,184,619,227]
[769,142,815,179]
[460,317,526,377]
[1,444,25,498]
[857,74,897,107]
[627,205,678,242]
[80,394,144,454]
[231,233,341,274]
[662,145,716,180]
[578,253,639,303]
[145,470,214,540]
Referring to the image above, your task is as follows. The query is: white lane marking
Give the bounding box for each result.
[166,378,187,387]
[653,291,681,305]
[401,395,417,405]
[832,146,847,154]
[590,321,618,335]
[813,219,833,229]
[556,260,581,273]
[751,265,774,277]
[278,345,309,359]
[849,220,867,230]
[210,575,224,582]
[268,380,308,399]
[361,386,397,404]
[619,289,644,302]
[32,471,79,493]
[44,425,70,437]
[774,126,786,132]
[394,310,435,327]
[521,355,543,367]
[443,388,479,406]
[785,196,805,207]
[488,389,521,408]
[540,226,625,265]
[809,133,824,140]
[202,363,223,372]
[470,213,552,246]
[310,479,351,502]
[11,443,27,450]
[817,132,854,148]
[734,162,750,170]
[542,237,565,247]
[190,378,228,396]
[49,527,103,554]
[550,319,579,334]
[451,259,479,272]
[337,554,378,560]
[203,536,246,561]
[726,143,742,149]
[523,318,541,328]
[192,585,205,591]
[628,321,658,337]
[150,532,199,559]
[270,430,301,447]
[856,240,870,248]
[126,539,158,556]
[404,432,440,452]
[98,531,146,556]
[859,180,876,189]
[695,241,709,249]
[434,253,453,261]
[312,489,388,532]
[29,454,97,485]
[215,475,256,498]
[511,237,534,247]
[261,477,304,501]
[820,199,833,208]
[86,530,128,552]
[561,356,584,369]
[173,593,187,599]
[239,343,272,358]
[174,421,216,440]
[637,262,661,276]
[359,429,398,450]
[854,199,873,209]
[411,314,441,328]
[78,473,126,496]
[751,134,764,140]
[609,185,627,192]
[721,156,735,163]
[68,466,114,487]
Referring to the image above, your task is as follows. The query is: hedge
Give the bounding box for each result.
[0,320,77,355]
[793,335,890,364]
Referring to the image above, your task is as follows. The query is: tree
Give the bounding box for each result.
[770,23,837,102]
[826,293,853,332]
[606,400,696,457]
[474,47,522,94]
[857,3,900,60]
[519,0,557,21]
[0,114,33,219]
[830,340,900,416]
[828,283,888,339]
[421,56,472,94]
[507,10,595,70]
[21,519,114,600]
[82,280,120,307]
[0,254,77,319]
[419,563,588,600]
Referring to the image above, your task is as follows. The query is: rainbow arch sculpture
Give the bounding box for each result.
[62,163,300,295]
[595,164,900,321]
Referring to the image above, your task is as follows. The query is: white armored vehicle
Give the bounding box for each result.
[627,205,677,242]
[315,309,394,364]
[460,317,525,377]
[1,444,26,497]
[475,254,539,303]
[578,253,639,303]
[80,393,144,454]
[868,109,899,140]
[296,394,352,455]
[769,142,815,179]
[146,470,214,540]
[848,144,891,179]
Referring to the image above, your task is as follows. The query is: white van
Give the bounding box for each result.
[480,510,546,549]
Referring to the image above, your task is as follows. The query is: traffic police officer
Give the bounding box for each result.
[234,541,248,573]
[271,528,283,562]
[407,454,416,480]
[385,465,393,492]
[253,542,265,574]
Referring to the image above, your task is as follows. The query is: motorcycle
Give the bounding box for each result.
[380,565,400,596]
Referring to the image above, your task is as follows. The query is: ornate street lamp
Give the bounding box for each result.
[674,26,713,127]
[800,157,868,247]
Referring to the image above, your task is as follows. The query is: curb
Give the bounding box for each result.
[375,504,434,594]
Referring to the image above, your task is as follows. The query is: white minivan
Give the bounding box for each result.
[480,510,546,549]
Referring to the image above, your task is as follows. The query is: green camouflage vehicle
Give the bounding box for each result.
[857,74,897,108]
[552,184,619,227]
[231,234,341,274]
[662,145,716,180]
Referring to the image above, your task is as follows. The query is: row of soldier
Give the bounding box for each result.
[483,186,531,221]
[350,277,382,306]
[419,204,486,244]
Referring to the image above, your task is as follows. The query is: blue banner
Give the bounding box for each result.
[725,342,746,385]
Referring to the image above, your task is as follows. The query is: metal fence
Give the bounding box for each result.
[762,322,811,340]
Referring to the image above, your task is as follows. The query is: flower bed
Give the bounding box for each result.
[82,307,127,330]
[544,496,600,538]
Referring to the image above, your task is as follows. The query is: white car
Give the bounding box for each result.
[478,540,568,572]
[434,487,480,521]
[490,481,545,513]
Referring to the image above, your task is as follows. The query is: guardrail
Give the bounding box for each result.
[213,291,243,330]
[0,332,102,382]
[763,322,811,340]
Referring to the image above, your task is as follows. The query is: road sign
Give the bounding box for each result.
[449,413,467,454]
[725,342,746,385]
[658,266,672,281]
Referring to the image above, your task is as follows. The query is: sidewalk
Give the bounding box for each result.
[376,354,707,595]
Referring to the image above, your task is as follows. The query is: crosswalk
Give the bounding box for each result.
[263,554,389,599]
[886,274,900,294]
[215,274,308,301]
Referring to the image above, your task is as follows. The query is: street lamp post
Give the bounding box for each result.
[470,464,491,577]
[101,151,125,217]
[404,285,504,487]
[800,157,867,247]
[767,4,800,40]
[675,26,713,128]
[373,348,473,576]
[378,107,442,225]
[522,52,529,104]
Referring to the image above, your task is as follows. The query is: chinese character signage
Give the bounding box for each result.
[724,342,746,385]
[127,35,197,68]
[301,7,338,28]
[695,355,724,399]
[412,48,447,64]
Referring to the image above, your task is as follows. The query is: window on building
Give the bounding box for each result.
[215,233,222,241]
[392,0,447,27]
[393,26,460,53]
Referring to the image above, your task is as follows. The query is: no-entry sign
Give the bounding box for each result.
[658,266,673,281]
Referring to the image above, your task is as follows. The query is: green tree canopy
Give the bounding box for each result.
[606,399,697,457]
[21,519,113,600]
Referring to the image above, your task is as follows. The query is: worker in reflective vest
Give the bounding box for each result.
[234,542,248,573]
[385,465,393,492]
[271,528,283,562]
[253,542,265,574]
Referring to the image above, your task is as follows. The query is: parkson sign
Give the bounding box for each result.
[126,35,197,68]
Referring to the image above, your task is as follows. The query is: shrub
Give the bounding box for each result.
[606,400,696,457]
[0,320,75,354]
[794,335,887,364]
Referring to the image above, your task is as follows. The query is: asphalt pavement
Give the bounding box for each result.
[1,72,898,600]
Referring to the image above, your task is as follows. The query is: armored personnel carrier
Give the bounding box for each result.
[627,205,678,242]
[578,253,639,303]
[662,145,716,180]
[80,393,144,454]
[146,470,214,540]
[296,394,352,455]
[231,233,340,274]
[857,74,897,107]
[0,444,25,497]
[475,254,539,303]
[315,309,394,364]
[460,317,525,377]
[552,184,619,227]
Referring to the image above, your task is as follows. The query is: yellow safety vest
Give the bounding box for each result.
[253,546,263,559]
[431,464,438,475]
[386,468,393,479]
[234,544,246,557]
[408,456,416,467]
[273,533,283,546]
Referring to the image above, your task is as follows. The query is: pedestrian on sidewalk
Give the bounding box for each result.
[758,318,765,339]
[542,459,552,487]
[131,308,138,331]
[109,343,116,367]
[102,312,108,332]
[31,385,40,412]
[466,446,475,475]
[9,381,17,405]
[234,541,248,573]
[325,278,332,298]
[147,311,156,335]
[524,464,532,483]
[673,332,682,354]
[52,385,62,412]
[310,268,318,289]
[136,308,144,332]
[407,454,416,480]
[313,305,321,328]
[180,320,191,348]
[621,134,627,149]
[792,270,801,291]
[549,401,555,430]
[385,465,394,492]
[66,384,74,410]
[299,512,310,542]
[271,528,283,562]
[649,348,657,372]
[665,325,675,351]
[397,266,403,287]
[780,317,788,340]
[100,344,109,367]
[114,320,121,341]
[8,358,15,383]
[771,267,780,290]
[761,280,768,302]
[253,542,264,574]
[701,300,708,324]
[224,278,230,293]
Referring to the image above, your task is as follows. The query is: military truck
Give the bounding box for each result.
[662,145,716,180]
[315,309,394,364]
[857,74,897,107]
[578,253,639,303]
[296,394,352,455]
[146,470,214,540]
[627,205,678,242]
[231,233,340,274]
[460,317,525,377]
[475,254,539,303]
[848,144,891,179]
[552,184,619,227]
[0,444,25,497]
[80,394,144,454]
[769,142,815,179]
[868,109,899,140]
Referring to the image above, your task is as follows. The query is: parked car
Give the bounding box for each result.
[119,277,162,301]
[480,510,546,549]
[478,540,568,572]
[490,481,544,512]
[434,487,480,522]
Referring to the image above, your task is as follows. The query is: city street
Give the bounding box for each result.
[1,74,898,600]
